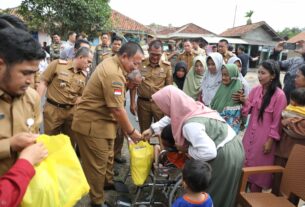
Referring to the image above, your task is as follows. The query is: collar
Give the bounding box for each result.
[114,55,128,77]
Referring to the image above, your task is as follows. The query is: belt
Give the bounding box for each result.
[138,96,153,102]
[47,98,74,109]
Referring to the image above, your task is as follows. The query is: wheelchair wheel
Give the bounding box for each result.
[168,178,184,207]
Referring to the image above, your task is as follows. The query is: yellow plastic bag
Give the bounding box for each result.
[129,141,154,186]
[21,134,89,207]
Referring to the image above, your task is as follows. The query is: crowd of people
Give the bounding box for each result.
[0,13,305,207]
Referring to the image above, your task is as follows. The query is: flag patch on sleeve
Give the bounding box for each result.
[114,89,122,96]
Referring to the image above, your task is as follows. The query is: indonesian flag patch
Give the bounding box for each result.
[114,88,122,96]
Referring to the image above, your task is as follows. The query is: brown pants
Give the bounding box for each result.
[75,132,114,204]
[137,99,164,133]
[114,126,125,158]
[43,102,77,146]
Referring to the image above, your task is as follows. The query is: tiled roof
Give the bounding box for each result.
[288,32,305,43]
[111,10,153,34]
[219,21,281,41]
[158,23,215,35]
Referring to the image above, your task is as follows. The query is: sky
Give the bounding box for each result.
[1,0,303,34]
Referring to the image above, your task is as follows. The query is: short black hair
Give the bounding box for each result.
[149,39,163,51]
[160,124,175,146]
[183,160,212,193]
[75,47,92,58]
[113,36,123,42]
[67,31,76,38]
[0,14,28,31]
[117,41,143,58]
[0,27,45,65]
[238,45,245,52]
[74,39,90,49]
[290,88,305,106]
[299,64,305,77]
[219,39,229,45]
[228,45,233,51]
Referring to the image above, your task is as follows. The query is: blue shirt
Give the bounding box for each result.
[173,193,213,207]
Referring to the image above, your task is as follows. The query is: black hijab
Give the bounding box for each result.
[173,61,187,90]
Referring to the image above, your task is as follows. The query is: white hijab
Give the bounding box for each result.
[201,52,223,106]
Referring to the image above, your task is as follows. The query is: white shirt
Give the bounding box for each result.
[151,116,236,161]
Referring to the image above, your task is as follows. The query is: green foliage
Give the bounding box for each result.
[277,27,305,39]
[19,0,112,38]
[245,10,254,25]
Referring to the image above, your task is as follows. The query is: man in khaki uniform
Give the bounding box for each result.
[50,33,64,60]
[99,35,126,164]
[0,21,47,175]
[93,33,112,67]
[177,39,196,72]
[71,42,144,207]
[192,39,206,56]
[131,40,172,132]
[218,39,235,63]
[37,47,93,145]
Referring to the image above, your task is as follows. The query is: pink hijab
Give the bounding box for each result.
[152,85,224,146]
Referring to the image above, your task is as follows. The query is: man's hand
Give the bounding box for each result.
[19,142,48,165]
[9,133,39,152]
[130,102,136,116]
[274,41,285,52]
[130,129,142,143]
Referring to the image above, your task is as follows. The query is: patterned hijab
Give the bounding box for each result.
[201,52,223,106]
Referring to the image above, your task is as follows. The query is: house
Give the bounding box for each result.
[110,9,153,43]
[220,21,283,65]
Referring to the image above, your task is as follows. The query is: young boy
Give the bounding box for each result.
[173,160,213,207]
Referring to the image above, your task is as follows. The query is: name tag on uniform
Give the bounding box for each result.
[114,89,122,96]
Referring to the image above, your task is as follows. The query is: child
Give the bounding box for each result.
[273,88,305,194]
[173,160,213,207]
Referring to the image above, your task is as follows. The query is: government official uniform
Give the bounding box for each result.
[0,88,41,176]
[41,59,86,145]
[137,59,172,132]
[177,51,195,72]
[50,42,63,60]
[71,56,127,204]
[94,44,112,67]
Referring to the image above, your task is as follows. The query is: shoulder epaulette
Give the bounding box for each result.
[58,59,68,65]
[162,60,171,66]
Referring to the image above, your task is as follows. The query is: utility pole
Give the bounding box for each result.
[233,4,237,28]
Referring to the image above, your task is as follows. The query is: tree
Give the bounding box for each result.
[19,0,112,38]
[277,27,305,39]
[245,10,254,25]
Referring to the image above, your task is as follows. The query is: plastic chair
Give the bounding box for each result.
[237,144,305,207]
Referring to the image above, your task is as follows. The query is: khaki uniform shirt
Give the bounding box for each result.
[137,59,172,99]
[193,47,206,56]
[41,60,86,105]
[72,56,127,139]
[178,51,195,72]
[0,88,41,175]
[94,44,112,66]
[50,42,63,60]
[223,51,235,64]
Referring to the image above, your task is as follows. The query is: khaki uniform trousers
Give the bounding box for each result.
[137,98,164,132]
[75,132,114,204]
[114,126,125,158]
[43,102,77,146]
